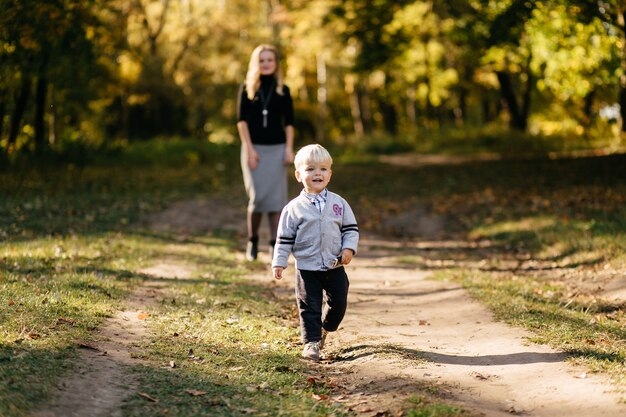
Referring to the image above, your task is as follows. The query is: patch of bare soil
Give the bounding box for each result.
[35,197,626,417]
[142,198,245,235]
[32,255,193,417]
[264,236,626,416]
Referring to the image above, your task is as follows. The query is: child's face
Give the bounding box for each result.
[295,161,332,194]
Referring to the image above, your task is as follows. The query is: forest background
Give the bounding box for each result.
[1,0,625,160]
[2,2,626,415]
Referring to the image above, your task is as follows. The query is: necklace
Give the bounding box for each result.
[258,80,275,128]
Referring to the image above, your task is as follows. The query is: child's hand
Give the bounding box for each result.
[273,267,284,280]
[340,248,354,265]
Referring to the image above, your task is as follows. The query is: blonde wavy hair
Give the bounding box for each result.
[245,44,284,100]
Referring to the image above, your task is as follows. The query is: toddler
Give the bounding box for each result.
[272,144,359,361]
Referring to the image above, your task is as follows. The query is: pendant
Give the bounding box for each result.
[262,109,268,128]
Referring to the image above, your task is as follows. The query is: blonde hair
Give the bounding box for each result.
[245,44,284,100]
[294,144,333,169]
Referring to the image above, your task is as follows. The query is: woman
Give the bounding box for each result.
[237,44,295,261]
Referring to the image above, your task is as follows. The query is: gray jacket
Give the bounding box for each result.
[272,189,359,271]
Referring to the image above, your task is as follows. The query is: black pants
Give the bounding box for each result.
[296,267,349,344]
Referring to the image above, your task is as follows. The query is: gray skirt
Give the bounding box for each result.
[241,143,288,213]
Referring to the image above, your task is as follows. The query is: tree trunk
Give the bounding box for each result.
[349,89,364,137]
[358,86,373,134]
[496,71,527,131]
[520,52,533,130]
[456,86,466,126]
[583,90,595,127]
[406,87,417,128]
[316,53,327,143]
[379,99,398,135]
[0,94,5,139]
[619,10,626,133]
[8,75,32,146]
[345,74,364,137]
[48,86,57,144]
[34,57,48,150]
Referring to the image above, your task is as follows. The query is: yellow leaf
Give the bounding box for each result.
[184,389,208,396]
[138,392,159,402]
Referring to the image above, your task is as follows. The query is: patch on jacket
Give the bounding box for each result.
[332,204,342,216]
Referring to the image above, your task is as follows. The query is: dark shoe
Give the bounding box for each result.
[246,237,258,261]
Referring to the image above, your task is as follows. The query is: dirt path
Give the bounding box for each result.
[31,260,193,417]
[263,238,626,416]
[33,197,626,417]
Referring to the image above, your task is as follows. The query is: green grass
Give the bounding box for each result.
[0,139,349,416]
[2,136,626,415]
[434,269,626,390]
[405,396,467,417]
[338,125,625,158]
[115,235,344,417]
[334,144,626,394]
[0,232,152,414]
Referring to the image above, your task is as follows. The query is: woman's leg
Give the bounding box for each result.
[248,211,263,239]
[268,211,281,252]
[246,211,263,261]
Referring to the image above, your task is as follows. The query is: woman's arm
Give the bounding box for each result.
[284,125,294,164]
[237,121,259,170]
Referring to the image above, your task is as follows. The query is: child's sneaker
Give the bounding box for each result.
[319,329,328,350]
[302,342,320,362]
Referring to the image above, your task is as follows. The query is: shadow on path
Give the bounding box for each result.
[335,344,568,366]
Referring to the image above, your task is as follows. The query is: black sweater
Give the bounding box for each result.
[237,75,294,145]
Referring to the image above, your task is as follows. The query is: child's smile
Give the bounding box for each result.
[295,162,332,194]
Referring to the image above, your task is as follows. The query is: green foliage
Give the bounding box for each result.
[0,140,348,416]
[440,268,626,388]
[2,1,625,156]
[405,396,466,417]
[0,140,241,240]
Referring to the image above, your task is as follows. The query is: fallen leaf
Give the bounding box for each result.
[137,312,150,320]
[138,392,159,402]
[418,320,429,326]
[169,360,176,368]
[56,318,76,326]
[311,393,329,401]
[471,372,489,381]
[7,299,15,307]
[331,395,350,402]
[27,332,41,340]
[184,389,208,396]
[575,372,587,379]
